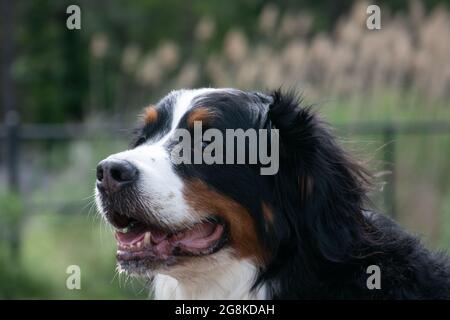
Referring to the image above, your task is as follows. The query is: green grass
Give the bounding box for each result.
[0,138,149,299]
[0,210,148,299]
[20,212,147,299]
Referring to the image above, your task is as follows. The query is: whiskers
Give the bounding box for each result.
[80,192,115,250]
[112,265,151,296]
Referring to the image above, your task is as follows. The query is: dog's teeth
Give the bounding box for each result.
[144,232,151,245]
[118,227,130,233]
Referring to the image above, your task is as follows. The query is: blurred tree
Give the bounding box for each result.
[14,0,88,123]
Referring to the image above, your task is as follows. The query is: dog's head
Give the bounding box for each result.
[95,88,370,295]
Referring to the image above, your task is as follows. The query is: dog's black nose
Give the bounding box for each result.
[96,159,138,194]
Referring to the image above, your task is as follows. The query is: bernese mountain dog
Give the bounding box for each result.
[95,88,450,299]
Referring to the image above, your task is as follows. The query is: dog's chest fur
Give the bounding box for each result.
[152,258,267,299]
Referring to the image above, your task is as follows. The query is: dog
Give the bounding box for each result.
[95,88,450,299]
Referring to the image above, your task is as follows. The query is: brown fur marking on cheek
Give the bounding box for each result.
[143,105,158,124]
[187,107,214,128]
[183,179,265,264]
[262,202,274,230]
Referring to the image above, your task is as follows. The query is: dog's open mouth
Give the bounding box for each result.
[112,214,228,265]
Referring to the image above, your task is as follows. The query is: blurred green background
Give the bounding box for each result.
[1,0,450,299]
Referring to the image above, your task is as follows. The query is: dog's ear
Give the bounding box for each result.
[267,90,372,263]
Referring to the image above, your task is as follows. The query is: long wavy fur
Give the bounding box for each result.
[256,90,450,299]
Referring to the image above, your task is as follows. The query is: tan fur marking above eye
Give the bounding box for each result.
[143,105,158,124]
[187,107,214,128]
[183,179,266,264]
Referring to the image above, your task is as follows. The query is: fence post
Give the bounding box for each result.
[383,125,396,219]
[1,0,22,260]
[5,111,20,191]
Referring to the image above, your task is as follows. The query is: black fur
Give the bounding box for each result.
[257,90,450,299]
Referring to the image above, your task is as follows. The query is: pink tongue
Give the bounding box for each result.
[115,221,223,254]
[176,222,223,249]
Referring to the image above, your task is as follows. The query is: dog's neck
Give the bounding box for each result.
[151,257,266,299]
